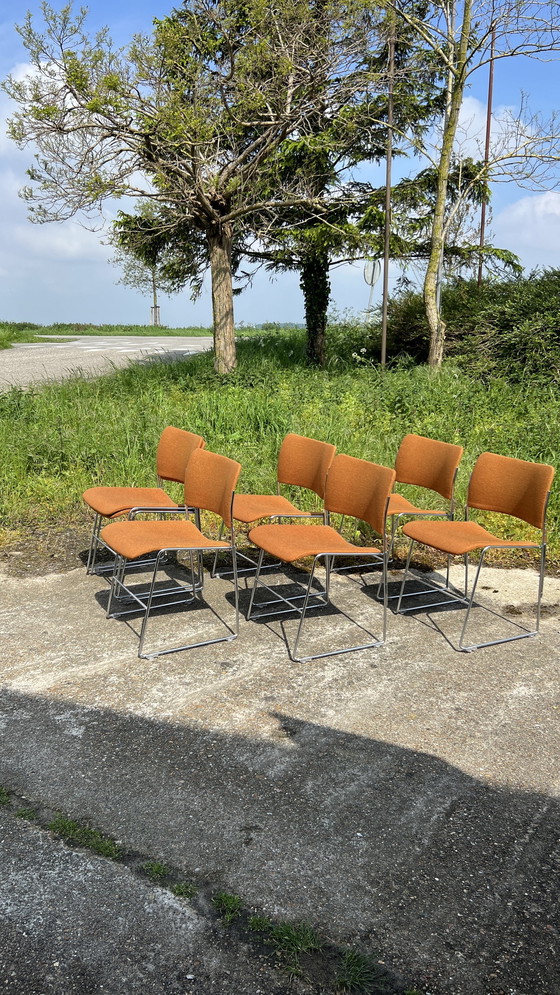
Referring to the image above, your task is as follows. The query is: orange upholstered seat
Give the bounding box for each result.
[397,451,555,651]
[101,448,241,659]
[101,518,230,562]
[247,454,396,662]
[83,426,205,574]
[83,486,179,520]
[248,523,381,563]
[232,494,305,524]
[402,519,536,557]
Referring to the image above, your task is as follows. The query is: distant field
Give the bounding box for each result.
[0,321,298,348]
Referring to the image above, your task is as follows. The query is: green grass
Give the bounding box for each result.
[171,880,198,899]
[48,815,122,859]
[0,327,558,562]
[0,321,43,349]
[248,915,323,976]
[0,786,10,806]
[141,859,170,882]
[15,807,37,819]
[213,891,243,922]
[212,891,243,923]
[336,949,387,993]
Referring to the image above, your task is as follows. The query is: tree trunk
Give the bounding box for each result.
[208,224,236,374]
[300,253,330,366]
[424,0,472,368]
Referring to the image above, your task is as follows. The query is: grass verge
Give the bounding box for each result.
[0,327,558,563]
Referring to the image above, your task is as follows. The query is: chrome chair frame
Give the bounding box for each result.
[246,509,391,663]
[104,500,239,660]
[86,490,190,577]
[395,494,551,652]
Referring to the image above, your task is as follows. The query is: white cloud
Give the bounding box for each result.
[494,191,560,254]
[11,220,109,261]
[455,95,522,161]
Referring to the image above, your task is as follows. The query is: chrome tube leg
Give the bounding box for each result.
[325,555,332,601]
[247,548,266,619]
[389,515,397,559]
[396,540,415,613]
[378,524,395,599]
[188,550,194,589]
[211,521,225,577]
[464,554,469,598]
[292,558,320,662]
[106,555,121,617]
[231,541,240,635]
[114,555,127,600]
[458,551,485,650]
[446,553,451,589]
[536,542,547,632]
[138,552,163,658]
[86,514,103,574]
[382,549,389,643]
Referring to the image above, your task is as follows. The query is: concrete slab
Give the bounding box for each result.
[1,561,559,994]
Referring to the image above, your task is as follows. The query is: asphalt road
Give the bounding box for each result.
[0,334,214,390]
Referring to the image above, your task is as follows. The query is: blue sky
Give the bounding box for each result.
[0,0,559,328]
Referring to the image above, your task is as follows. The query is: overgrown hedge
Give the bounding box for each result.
[372,268,560,381]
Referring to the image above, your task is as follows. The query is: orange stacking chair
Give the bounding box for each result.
[213,432,336,576]
[396,452,555,651]
[83,426,205,574]
[387,434,464,554]
[101,448,241,659]
[247,454,396,661]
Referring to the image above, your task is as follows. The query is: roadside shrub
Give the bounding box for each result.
[383,269,560,380]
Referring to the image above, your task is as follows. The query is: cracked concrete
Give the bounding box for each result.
[1,560,559,994]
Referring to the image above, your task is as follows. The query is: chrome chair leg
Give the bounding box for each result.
[247,548,266,619]
[86,513,103,574]
[138,554,162,658]
[292,559,320,662]
[396,540,415,613]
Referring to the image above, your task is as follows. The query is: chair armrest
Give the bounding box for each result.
[127,505,193,519]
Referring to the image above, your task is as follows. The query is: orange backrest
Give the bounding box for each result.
[325,454,396,535]
[468,452,555,530]
[277,433,336,498]
[183,449,241,528]
[394,434,463,500]
[156,427,206,482]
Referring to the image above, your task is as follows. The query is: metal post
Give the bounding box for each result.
[477,21,496,287]
[381,23,395,369]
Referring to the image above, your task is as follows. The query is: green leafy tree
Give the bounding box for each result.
[362,156,521,276]
[109,203,187,324]
[3,0,390,373]
[245,9,446,365]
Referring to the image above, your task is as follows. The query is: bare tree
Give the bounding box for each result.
[3,0,389,373]
[384,0,560,366]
